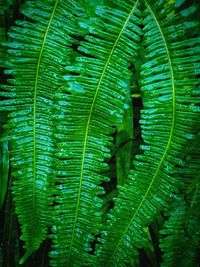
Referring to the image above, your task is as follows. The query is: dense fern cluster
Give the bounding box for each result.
[0,0,200,266]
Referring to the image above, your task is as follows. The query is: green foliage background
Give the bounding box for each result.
[0,0,200,266]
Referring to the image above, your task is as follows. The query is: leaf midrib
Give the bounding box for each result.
[33,0,58,208]
[67,0,139,261]
[109,1,176,260]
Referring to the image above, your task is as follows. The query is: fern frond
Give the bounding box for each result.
[160,199,188,267]
[49,1,142,266]
[0,0,81,263]
[160,137,200,267]
[160,194,200,267]
[96,1,200,265]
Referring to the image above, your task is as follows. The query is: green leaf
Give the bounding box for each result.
[49,0,142,266]
[0,0,82,263]
[175,0,185,8]
[96,1,200,265]
[160,136,200,267]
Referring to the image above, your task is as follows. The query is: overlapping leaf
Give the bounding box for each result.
[0,0,82,263]
[0,0,199,266]
[50,0,142,266]
[160,136,200,267]
[96,0,200,266]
